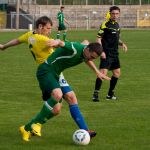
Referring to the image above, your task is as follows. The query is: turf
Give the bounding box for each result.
[0,30,150,150]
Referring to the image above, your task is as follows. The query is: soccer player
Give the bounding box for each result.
[18,40,110,142]
[0,16,98,141]
[92,6,128,102]
[56,6,69,41]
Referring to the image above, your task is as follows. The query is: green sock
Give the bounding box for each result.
[25,97,58,131]
[57,33,60,39]
[63,32,67,41]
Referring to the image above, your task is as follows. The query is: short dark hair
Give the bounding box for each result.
[87,42,103,56]
[60,6,64,9]
[109,6,120,12]
[35,16,53,28]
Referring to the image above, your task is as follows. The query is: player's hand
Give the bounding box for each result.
[46,39,60,47]
[121,43,128,52]
[96,71,111,81]
[0,44,5,50]
[46,39,65,48]
[101,51,106,59]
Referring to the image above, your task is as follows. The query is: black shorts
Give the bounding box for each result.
[99,57,120,70]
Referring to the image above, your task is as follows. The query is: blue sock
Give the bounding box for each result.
[69,104,88,130]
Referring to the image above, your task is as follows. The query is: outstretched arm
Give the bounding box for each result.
[0,39,20,51]
[46,39,65,48]
[86,60,111,81]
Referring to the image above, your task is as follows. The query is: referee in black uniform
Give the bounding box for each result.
[92,6,127,102]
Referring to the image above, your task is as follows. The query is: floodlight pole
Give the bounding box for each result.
[86,0,88,5]
[60,0,62,6]
[16,0,20,30]
[112,0,114,5]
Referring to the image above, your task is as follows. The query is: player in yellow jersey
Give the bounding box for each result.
[0,16,96,141]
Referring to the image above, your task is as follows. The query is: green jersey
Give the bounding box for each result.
[57,11,64,24]
[45,42,86,74]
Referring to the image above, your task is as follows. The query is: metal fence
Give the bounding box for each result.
[7,0,150,5]
[36,0,150,5]
[0,1,149,30]
[3,10,146,30]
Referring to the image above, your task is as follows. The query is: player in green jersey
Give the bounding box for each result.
[0,16,96,141]
[57,6,69,41]
[20,39,111,142]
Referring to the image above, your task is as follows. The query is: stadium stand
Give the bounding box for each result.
[2,0,150,29]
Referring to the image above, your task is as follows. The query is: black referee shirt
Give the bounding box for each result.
[97,19,120,58]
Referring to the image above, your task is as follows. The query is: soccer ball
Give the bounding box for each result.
[72,129,90,145]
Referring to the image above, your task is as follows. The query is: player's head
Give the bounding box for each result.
[60,6,64,12]
[83,43,103,61]
[35,16,53,36]
[109,6,120,21]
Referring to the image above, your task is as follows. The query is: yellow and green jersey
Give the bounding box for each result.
[18,31,54,64]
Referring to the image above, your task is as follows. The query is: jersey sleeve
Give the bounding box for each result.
[57,12,61,19]
[63,42,73,50]
[18,31,31,43]
[97,21,107,38]
[64,42,84,52]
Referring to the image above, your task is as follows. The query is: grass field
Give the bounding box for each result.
[0,30,150,150]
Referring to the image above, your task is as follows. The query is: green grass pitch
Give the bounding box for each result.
[0,30,150,150]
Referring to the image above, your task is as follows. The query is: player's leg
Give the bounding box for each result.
[59,74,96,137]
[19,88,62,141]
[106,68,120,100]
[20,71,63,141]
[62,30,67,41]
[62,24,67,41]
[59,73,88,130]
[64,91,96,138]
[92,69,108,102]
[63,91,89,130]
[106,58,120,100]
[92,58,109,102]
[57,24,62,39]
[57,30,61,39]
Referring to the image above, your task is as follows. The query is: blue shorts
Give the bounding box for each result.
[59,73,72,94]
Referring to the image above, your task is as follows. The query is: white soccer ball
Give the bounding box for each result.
[72,129,90,145]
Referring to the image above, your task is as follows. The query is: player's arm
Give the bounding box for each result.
[0,39,20,51]
[96,37,102,45]
[86,60,110,81]
[0,32,29,51]
[97,33,106,59]
[64,18,69,25]
[46,39,65,48]
[81,40,89,45]
[96,24,106,59]
[97,22,105,45]
[119,39,128,52]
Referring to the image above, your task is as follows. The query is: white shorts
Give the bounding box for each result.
[59,73,72,94]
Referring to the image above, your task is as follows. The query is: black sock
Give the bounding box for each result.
[94,78,102,91]
[108,76,118,95]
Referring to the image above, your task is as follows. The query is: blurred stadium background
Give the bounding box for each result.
[0,0,150,30]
